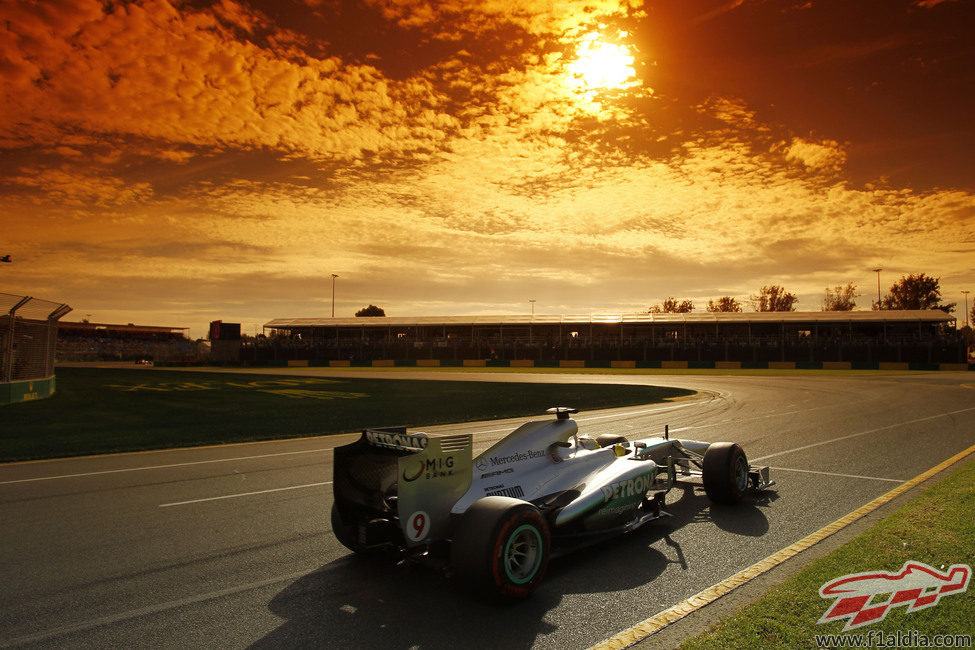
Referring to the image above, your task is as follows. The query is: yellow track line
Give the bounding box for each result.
[590,442,975,650]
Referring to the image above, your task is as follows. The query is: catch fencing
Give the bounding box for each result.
[1,293,71,401]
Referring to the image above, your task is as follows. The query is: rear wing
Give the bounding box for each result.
[333,427,416,519]
[333,427,473,547]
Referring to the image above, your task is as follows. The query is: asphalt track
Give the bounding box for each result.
[1,369,974,649]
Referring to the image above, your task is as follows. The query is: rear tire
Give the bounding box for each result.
[451,496,550,599]
[331,503,372,555]
[702,442,749,505]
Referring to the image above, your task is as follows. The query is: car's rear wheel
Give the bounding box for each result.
[331,502,392,557]
[451,496,550,599]
[330,503,366,553]
[702,442,749,505]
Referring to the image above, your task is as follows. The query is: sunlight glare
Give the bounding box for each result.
[567,33,637,90]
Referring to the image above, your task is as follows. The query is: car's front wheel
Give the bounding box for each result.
[451,496,550,599]
[702,442,749,505]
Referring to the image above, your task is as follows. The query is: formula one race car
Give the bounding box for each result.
[331,407,773,598]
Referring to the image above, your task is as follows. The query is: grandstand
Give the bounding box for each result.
[256,310,964,366]
[57,321,199,362]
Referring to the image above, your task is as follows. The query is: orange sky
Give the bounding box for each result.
[2,0,973,336]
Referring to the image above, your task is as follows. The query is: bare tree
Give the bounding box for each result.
[751,285,798,312]
[872,273,955,312]
[707,296,743,312]
[823,283,859,311]
[650,297,694,313]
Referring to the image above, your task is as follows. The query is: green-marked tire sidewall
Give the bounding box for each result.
[503,523,543,584]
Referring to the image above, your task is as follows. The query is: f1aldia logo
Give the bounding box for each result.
[818,561,970,631]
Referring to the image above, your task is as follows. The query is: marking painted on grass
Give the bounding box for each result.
[0,568,322,648]
[106,378,340,392]
[770,466,904,483]
[589,442,975,650]
[159,481,332,507]
[751,405,975,463]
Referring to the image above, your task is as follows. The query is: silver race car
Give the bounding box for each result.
[331,407,773,598]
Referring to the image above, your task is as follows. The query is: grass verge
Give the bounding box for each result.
[681,457,975,649]
[0,367,693,462]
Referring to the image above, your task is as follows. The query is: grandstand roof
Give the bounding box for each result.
[265,310,954,329]
[59,321,188,334]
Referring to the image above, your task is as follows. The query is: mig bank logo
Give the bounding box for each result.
[818,561,970,631]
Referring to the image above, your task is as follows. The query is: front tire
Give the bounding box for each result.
[451,496,550,599]
[702,442,749,505]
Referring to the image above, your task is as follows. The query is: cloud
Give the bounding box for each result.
[800,34,915,67]
[6,166,154,206]
[0,0,458,160]
[364,0,639,37]
[692,0,747,25]
[2,0,973,334]
[784,137,846,173]
[148,119,973,296]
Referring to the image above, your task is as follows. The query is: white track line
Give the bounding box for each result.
[159,481,332,507]
[0,448,333,485]
[458,401,701,437]
[770,466,903,483]
[750,406,975,463]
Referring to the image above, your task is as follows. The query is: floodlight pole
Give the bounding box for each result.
[962,290,970,328]
[330,274,339,318]
[528,299,537,345]
[873,268,883,308]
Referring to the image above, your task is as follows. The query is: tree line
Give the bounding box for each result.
[350,273,960,318]
[650,273,956,313]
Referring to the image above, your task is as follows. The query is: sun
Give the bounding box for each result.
[567,33,637,90]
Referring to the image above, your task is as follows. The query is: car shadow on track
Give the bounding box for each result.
[253,547,680,649]
[661,484,776,535]
[252,554,563,649]
[252,488,775,648]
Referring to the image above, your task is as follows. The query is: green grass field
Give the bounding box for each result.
[682,457,975,649]
[0,367,694,461]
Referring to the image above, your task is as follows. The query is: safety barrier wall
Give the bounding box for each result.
[0,377,56,403]
[155,359,975,371]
